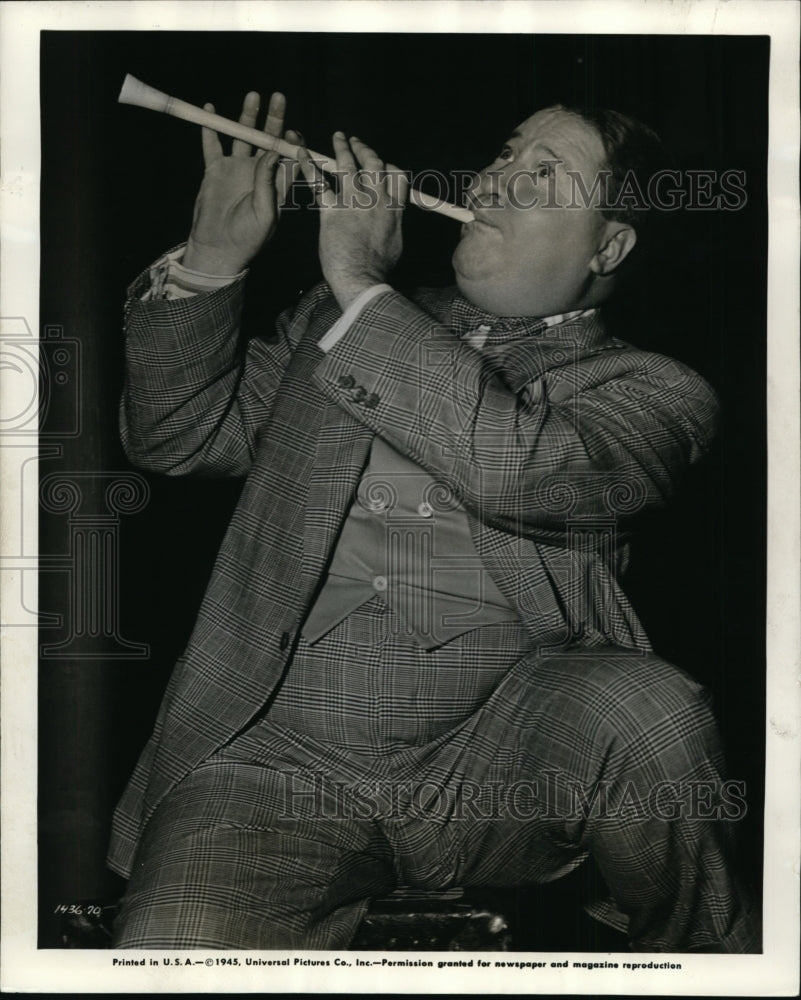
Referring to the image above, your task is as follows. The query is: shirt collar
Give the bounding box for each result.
[449,293,598,347]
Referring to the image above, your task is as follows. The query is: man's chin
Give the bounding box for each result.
[451,236,488,278]
[451,242,496,284]
[452,266,491,304]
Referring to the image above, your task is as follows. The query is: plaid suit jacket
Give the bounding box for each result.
[107,269,719,878]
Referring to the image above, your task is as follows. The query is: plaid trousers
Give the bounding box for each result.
[112,599,758,952]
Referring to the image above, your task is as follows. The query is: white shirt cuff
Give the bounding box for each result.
[317,284,394,352]
[143,247,247,301]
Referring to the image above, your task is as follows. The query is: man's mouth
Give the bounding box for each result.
[461,211,497,236]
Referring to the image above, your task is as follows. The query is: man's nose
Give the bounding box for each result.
[472,166,506,207]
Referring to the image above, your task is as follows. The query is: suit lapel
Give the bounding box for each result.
[302,399,373,588]
[295,298,375,587]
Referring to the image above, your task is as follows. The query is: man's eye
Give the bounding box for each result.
[536,163,554,178]
[498,145,514,161]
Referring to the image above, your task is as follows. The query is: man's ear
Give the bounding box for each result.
[590,224,637,276]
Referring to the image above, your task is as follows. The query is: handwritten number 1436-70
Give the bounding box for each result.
[53,903,102,916]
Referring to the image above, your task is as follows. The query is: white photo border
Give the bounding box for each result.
[1,1,798,994]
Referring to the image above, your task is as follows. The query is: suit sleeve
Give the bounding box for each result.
[120,263,326,478]
[310,289,719,535]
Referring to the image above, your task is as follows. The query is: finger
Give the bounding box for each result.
[349,136,387,200]
[350,136,384,172]
[332,131,357,173]
[232,91,261,157]
[275,159,301,209]
[275,129,303,206]
[252,149,282,219]
[297,147,337,210]
[256,122,301,161]
[262,91,287,138]
[385,162,410,209]
[201,103,223,165]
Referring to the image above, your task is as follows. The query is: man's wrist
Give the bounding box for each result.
[182,238,252,277]
[318,283,394,352]
[328,272,388,311]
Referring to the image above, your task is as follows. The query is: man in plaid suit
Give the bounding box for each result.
[109,93,757,951]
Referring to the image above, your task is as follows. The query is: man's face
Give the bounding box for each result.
[452,107,617,317]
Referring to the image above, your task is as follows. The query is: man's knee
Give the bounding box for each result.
[534,644,702,697]
[513,646,722,779]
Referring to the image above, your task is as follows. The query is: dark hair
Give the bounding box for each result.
[557,104,671,260]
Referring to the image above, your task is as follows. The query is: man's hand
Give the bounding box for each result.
[298,133,409,309]
[183,92,301,276]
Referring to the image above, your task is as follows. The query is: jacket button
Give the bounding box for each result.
[338,374,355,389]
[364,393,379,409]
[279,631,291,650]
[351,386,367,402]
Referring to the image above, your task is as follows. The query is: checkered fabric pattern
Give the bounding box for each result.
[113,601,757,951]
[268,600,534,751]
[449,292,549,341]
[109,262,722,925]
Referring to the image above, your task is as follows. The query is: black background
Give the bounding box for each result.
[39,31,768,949]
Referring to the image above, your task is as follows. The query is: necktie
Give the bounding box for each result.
[449,294,548,347]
